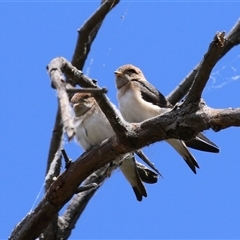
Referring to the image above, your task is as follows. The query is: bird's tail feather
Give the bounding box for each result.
[119,155,147,201]
[166,139,199,174]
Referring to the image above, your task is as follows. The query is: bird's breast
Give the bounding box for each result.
[74,109,115,151]
[118,87,163,123]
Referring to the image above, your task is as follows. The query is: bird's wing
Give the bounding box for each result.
[135,161,160,184]
[119,154,147,202]
[166,139,199,174]
[132,79,172,108]
[134,149,162,176]
[185,132,220,153]
[131,79,220,154]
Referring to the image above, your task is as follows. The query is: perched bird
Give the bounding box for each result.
[70,92,158,201]
[114,64,219,174]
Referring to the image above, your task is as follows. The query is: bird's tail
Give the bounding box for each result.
[166,139,199,174]
[119,154,147,201]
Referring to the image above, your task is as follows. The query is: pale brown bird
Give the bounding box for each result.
[71,92,159,201]
[114,64,219,174]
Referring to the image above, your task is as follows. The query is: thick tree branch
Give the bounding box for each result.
[57,156,159,239]
[9,102,240,239]
[167,19,240,104]
[10,33,240,240]
[57,166,108,239]
[11,7,240,240]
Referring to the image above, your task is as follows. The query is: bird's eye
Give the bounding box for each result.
[128,69,137,75]
[83,94,90,99]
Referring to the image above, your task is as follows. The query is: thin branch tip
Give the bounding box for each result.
[67,87,108,95]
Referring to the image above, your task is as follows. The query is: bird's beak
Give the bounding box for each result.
[114,71,123,77]
[72,103,79,108]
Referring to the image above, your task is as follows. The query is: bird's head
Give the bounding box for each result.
[70,93,95,117]
[114,64,145,89]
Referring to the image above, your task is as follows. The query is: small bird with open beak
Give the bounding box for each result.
[71,92,159,201]
[114,64,219,174]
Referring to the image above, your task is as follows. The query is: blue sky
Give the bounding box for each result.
[1,1,240,239]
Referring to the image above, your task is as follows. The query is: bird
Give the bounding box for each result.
[114,64,219,174]
[70,92,159,201]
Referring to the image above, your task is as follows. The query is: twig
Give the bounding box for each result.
[67,87,108,94]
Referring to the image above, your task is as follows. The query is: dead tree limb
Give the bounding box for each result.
[167,19,240,104]
[9,30,240,240]
[42,1,120,239]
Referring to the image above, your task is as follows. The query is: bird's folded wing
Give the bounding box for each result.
[185,132,220,153]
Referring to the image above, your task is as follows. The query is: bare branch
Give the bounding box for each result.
[45,0,119,179]
[43,1,120,238]
[67,87,108,94]
[45,148,62,190]
[71,0,120,71]
[9,96,240,240]
[47,58,75,141]
[57,155,160,239]
[208,108,240,131]
[220,18,240,57]
[45,108,62,182]
[167,19,240,104]
[11,8,240,240]
[184,32,225,104]
[57,166,109,239]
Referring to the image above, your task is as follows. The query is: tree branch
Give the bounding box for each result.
[9,101,240,240]
[67,87,108,94]
[45,0,120,179]
[10,8,240,240]
[42,1,120,239]
[184,32,225,104]
[71,0,120,72]
[10,35,240,239]
[47,59,75,141]
[167,19,240,104]
[57,166,108,239]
